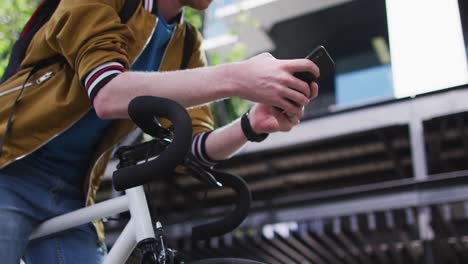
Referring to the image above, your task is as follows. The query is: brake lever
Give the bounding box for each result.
[184,153,223,188]
[115,139,169,169]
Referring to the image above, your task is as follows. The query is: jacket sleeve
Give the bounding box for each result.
[185,25,215,135]
[43,0,134,101]
[185,25,219,166]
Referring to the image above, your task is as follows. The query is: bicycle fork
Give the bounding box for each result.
[103,185,182,264]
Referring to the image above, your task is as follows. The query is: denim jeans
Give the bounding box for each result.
[0,159,106,263]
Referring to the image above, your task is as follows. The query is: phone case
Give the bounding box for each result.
[293,46,335,83]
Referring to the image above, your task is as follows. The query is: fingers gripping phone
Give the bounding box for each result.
[294,45,335,83]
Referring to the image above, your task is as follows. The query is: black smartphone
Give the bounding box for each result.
[293,45,335,83]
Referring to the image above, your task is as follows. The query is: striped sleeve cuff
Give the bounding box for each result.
[191,131,221,167]
[84,62,126,101]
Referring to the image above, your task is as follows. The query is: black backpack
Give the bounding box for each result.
[0,0,195,84]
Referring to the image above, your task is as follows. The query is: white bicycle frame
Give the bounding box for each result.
[29,185,154,264]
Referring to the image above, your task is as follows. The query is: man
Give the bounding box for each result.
[0,0,319,262]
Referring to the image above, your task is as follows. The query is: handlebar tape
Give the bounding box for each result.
[112,96,192,191]
[191,170,252,240]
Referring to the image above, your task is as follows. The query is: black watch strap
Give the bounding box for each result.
[241,111,269,142]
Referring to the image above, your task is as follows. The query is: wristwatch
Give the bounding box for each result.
[241,111,269,142]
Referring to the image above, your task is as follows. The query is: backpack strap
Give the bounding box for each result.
[0,0,141,84]
[180,22,195,70]
[119,0,141,24]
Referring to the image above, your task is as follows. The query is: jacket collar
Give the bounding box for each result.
[144,0,184,25]
[173,9,184,25]
[143,0,157,15]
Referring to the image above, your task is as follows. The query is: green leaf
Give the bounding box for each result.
[184,7,203,30]
[0,0,38,77]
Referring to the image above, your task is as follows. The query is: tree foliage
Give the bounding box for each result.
[184,7,203,30]
[0,0,38,78]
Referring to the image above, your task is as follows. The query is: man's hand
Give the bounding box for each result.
[233,53,319,116]
[248,103,305,134]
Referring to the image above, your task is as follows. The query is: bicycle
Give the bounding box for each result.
[28,96,265,264]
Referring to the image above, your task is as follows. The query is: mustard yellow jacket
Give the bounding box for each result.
[0,0,214,241]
